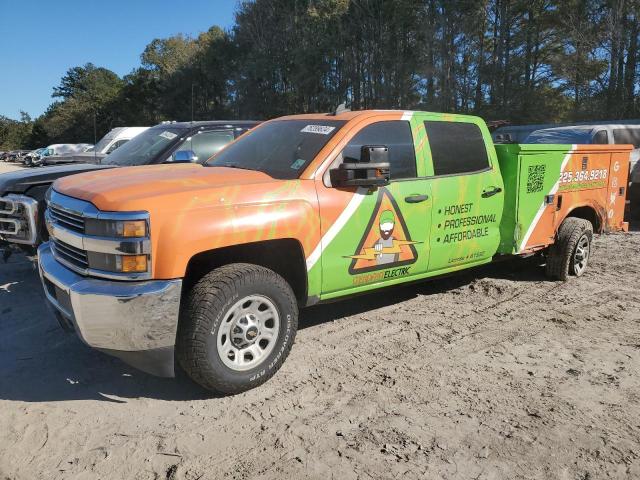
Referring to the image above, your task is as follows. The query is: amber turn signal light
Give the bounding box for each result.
[119,255,148,273]
[119,220,147,237]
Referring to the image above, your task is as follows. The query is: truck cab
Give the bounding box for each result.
[36,110,630,394]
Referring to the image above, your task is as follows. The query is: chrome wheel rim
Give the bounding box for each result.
[573,235,590,276]
[216,295,280,371]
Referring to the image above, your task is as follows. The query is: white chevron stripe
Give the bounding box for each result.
[401,111,414,121]
[306,187,367,271]
[518,145,576,252]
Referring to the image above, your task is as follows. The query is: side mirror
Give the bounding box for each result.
[171,150,197,163]
[330,145,390,188]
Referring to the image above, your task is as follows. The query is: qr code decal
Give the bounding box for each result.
[527,164,546,193]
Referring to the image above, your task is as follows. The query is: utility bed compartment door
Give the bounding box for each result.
[515,152,563,252]
[605,150,631,231]
[515,146,631,252]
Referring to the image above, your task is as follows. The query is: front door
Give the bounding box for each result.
[417,116,504,272]
[318,120,432,296]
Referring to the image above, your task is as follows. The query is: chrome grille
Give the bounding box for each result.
[51,238,89,270]
[46,189,152,280]
[48,203,85,233]
[0,195,38,244]
[0,198,16,215]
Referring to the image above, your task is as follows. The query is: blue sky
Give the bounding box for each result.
[0,0,238,120]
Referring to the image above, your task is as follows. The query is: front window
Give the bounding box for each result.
[102,127,187,166]
[592,130,609,144]
[206,120,347,179]
[88,134,115,153]
[341,121,417,179]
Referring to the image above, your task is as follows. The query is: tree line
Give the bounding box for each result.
[1,0,639,150]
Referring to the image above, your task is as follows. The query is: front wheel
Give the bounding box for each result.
[545,217,593,281]
[177,263,298,394]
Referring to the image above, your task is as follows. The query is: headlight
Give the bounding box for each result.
[85,219,147,237]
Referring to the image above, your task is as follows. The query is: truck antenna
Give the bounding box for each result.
[93,110,98,164]
[328,102,350,116]
[191,83,195,123]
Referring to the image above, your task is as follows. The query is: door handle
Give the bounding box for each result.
[404,194,429,203]
[481,186,502,198]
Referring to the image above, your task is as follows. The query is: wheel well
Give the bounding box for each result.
[183,239,308,305]
[565,206,602,233]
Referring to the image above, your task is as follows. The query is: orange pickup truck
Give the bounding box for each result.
[37,110,630,394]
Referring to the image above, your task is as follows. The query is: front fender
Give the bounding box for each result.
[151,199,321,280]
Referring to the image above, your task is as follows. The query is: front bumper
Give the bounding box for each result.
[38,242,182,377]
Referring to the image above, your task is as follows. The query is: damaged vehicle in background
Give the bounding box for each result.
[2,150,31,163]
[28,144,94,167]
[22,148,48,167]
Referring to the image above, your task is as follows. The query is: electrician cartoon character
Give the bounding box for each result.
[348,188,419,274]
[373,210,399,265]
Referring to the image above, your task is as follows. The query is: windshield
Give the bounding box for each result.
[206,120,347,179]
[102,126,186,166]
[525,129,592,144]
[87,134,114,153]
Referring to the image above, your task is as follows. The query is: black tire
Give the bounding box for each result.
[545,217,593,281]
[177,263,298,394]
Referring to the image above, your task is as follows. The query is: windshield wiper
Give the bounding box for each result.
[212,163,256,172]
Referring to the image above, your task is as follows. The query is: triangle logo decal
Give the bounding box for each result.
[348,187,419,275]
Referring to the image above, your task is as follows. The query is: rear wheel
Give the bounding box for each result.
[177,263,298,394]
[545,217,593,281]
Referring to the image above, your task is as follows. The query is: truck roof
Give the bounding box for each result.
[277,110,484,123]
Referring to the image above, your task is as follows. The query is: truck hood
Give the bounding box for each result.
[44,152,107,165]
[53,164,284,211]
[0,163,114,195]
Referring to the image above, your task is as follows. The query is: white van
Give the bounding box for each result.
[42,127,149,165]
[85,127,150,155]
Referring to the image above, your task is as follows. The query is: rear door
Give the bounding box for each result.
[417,116,504,272]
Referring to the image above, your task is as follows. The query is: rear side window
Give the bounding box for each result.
[342,121,417,179]
[424,121,490,176]
[612,128,640,148]
[592,130,608,144]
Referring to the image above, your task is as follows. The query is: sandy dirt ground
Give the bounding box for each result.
[0,226,638,479]
[0,163,26,174]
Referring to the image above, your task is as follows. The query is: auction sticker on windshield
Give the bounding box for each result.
[159,131,178,140]
[301,125,336,135]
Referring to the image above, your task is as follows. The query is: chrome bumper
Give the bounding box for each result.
[38,242,182,377]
